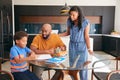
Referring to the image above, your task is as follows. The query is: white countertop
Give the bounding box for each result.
[89,34,120,38]
[103,34,120,38]
[28,33,120,38]
[89,34,103,36]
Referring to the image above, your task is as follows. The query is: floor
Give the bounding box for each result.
[1,51,115,80]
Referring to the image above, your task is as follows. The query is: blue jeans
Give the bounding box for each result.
[12,70,40,80]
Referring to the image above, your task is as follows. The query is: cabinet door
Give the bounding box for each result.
[109,38,118,57]
[102,36,111,52]
[0,0,13,58]
[117,39,120,56]
[103,36,118,57]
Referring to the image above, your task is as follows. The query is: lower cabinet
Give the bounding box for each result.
[117,39,120,56]
[102,36,120,57]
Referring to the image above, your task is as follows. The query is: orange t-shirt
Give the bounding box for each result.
[31,34,65,50]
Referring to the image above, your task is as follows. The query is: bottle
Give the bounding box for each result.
[54,47,61,57]
[55,47,61,54]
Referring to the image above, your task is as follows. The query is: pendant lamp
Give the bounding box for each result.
[60,3,70,15]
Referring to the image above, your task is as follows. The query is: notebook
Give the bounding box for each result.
[46,57,66,64]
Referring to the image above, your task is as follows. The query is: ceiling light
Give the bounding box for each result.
[60,3,70,15]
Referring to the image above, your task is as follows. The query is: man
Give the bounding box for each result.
[30,23,66,79]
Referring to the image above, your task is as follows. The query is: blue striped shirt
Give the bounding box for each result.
[10,45,31,72]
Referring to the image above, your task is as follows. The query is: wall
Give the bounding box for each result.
[13,0,116,6]
[14,6,115,34]
[115,0,120,32]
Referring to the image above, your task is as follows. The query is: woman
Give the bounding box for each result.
[59,6,93,80]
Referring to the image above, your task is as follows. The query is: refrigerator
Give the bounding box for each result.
[0,0,13,59]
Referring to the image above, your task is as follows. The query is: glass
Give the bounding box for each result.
[29,55,111,71]
[89,24,102,34]
[19,23,67,34]
[29,55,111,80]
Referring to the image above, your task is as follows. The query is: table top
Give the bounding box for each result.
[29,55,111,71]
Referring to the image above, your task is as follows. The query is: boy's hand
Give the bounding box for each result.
[28,52,36,60]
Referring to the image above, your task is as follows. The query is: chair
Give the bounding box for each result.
[107,70,120,80]
[29,63,50,80]
[0,58,14,80]
[91,57,120,80]
[0,70,14,80]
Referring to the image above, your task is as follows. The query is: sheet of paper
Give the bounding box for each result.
[36,54,52,60]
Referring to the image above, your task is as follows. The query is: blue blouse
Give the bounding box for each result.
[67,18,89,43]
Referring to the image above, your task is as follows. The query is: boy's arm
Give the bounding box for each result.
[13,51,36,63]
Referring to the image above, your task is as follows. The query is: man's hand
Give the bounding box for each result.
[47,48,55,54]
[60,46,66,51]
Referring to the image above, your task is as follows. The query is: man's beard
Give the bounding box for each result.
[42,34,50,39]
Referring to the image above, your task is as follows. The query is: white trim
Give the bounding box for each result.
[13,0,116,6]
[12,0,15,45]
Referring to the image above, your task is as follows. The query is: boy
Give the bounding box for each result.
[10,31,40,80]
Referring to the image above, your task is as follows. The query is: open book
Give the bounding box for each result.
[35,54,52,60]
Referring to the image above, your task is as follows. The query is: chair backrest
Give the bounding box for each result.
[0,58,9,70]
[107,70,120,80]
[0,70,14,80]
[91,57,120,80]
[0,58,14,80]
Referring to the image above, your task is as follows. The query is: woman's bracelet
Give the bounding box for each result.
[88,48,91,51]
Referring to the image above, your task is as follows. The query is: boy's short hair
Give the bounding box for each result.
[14,31,28,41]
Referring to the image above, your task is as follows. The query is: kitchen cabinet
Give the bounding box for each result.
[117,39,120,56]
[102,36,120,57]
[0,0,13,58]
